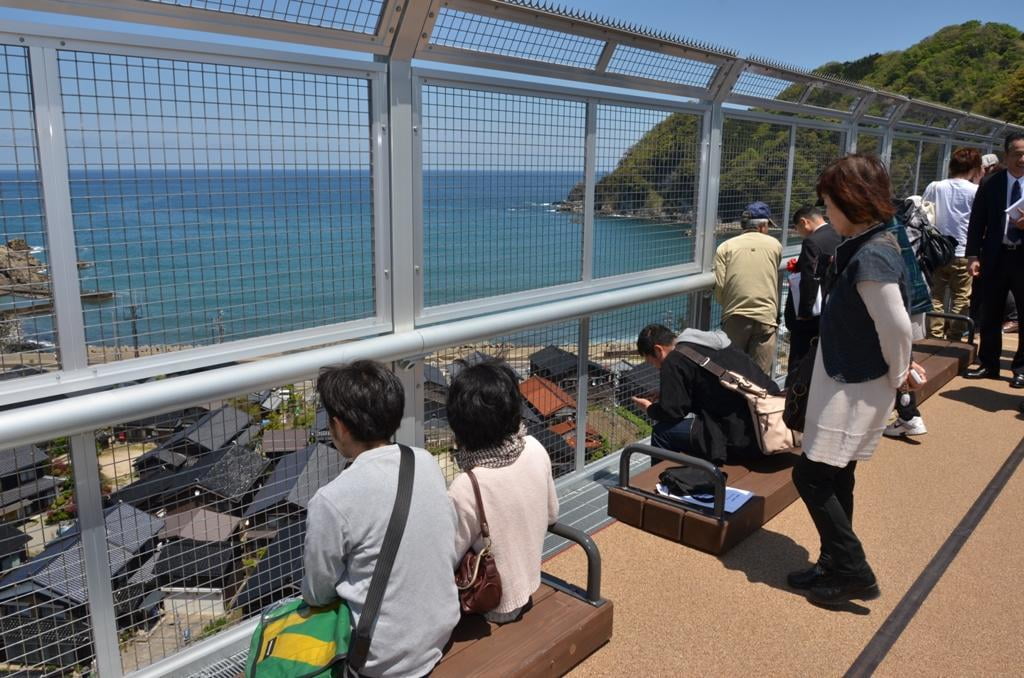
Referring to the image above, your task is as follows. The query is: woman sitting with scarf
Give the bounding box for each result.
[446,359,559,623]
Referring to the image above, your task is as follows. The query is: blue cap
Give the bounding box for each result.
[743,201,774,220]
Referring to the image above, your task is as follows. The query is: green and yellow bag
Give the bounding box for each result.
[245,445,415,678]
[246,598,352,678]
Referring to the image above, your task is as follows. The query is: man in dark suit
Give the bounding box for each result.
[965,133,1024,387]
[784,205,841,385]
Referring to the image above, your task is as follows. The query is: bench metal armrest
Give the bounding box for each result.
[619,442,727,520]
[925,311,975,345]
[547,522,602,604]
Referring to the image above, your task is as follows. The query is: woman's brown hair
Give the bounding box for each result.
[816,154,895,226]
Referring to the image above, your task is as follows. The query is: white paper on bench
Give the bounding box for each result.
[655,483,755,513]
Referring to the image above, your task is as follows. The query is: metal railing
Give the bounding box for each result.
[0,1,1019,675]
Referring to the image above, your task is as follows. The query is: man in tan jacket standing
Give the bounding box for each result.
[714,201,783,374]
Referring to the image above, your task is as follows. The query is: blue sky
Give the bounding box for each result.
[559,0,1022,69]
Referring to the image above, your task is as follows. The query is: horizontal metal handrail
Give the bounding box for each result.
[0,273,714,450]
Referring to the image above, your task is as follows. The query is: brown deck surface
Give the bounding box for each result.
[548,340,1023,676]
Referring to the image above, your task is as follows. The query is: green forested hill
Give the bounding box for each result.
[575,21,1024,218]
[816,21,1024,124]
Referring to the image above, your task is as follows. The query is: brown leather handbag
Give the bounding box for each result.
[454,470,503,614]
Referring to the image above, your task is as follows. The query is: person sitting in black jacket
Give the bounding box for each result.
[632,323,781,466]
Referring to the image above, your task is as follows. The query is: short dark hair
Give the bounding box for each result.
[816,154,896,226]
[446,359,522,452]
[1005,132,1024,153]
[791,205,825,226]
[316,360,404,443]
[948,147,982,176]
[637,324,677,357]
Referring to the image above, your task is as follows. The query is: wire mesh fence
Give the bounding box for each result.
[606,46,718,89]
[91,379,325,673]
[424,321,580,480]
[585,295,692,461]
[144,0,386,34]
[916,140,945,193]
[593,105,700,277]
[0,436,100,675]
[789,127,845,243]
[429,7,605,69]
[58,50,376,363]
[717,117,790,244]
[421,83,586,306]
[856,131,882,156]
[889,137,919,200]
[0,45,58,379]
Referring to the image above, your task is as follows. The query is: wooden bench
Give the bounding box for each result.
[434,522,613,677]
[608,444,799,555]
[913,312,976,405]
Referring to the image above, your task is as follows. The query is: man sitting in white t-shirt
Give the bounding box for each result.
[922,148,983,341]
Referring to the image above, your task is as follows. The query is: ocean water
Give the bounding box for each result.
[1,170,694,349]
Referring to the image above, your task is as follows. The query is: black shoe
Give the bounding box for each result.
[808,574,880,607]
[965,366,1000,380]
[1011,374,1024,389]
[787,563,830,590]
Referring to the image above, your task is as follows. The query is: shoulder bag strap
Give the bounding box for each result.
[466,470,490,540]
[347,444,416,673]
[676,344,766,396]
[676,344,729,379]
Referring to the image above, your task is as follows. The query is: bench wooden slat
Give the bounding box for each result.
[435,584,613,677]
[440,585,560,662]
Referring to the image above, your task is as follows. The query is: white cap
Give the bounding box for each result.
[981,153,999,169]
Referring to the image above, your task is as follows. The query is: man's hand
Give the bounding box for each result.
[903,361,927,392]
[967,257,981,278]
[1014,214,1024,231]
[631,396,652,410]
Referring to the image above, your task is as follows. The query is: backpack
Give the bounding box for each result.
[895,197,956,278]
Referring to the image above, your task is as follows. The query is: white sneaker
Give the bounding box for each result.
[883,416,927,437]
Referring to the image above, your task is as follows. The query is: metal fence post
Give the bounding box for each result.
[691,104,724,331]
[28,45,87,371]
[575,318,591,473]
[387,58,424,446]
[781,125,796,250]
[940,135,953,182]
[912,139,924,195]
[69,431,124,677]
[581,100,597,281]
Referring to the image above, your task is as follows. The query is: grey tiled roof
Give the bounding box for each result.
[186,406,253,451]
[0,522,30,559]
[0,504,163,605]
[0,475,60,511]
[133,406,253,470]
[244,443,344,518]
[154,538,237,586]
[0,445,48,478]
[198,444,270,501]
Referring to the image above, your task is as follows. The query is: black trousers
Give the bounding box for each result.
[978,247,1024,373]
[793,454,872,578]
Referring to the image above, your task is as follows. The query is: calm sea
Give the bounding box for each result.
[0,170,694,348]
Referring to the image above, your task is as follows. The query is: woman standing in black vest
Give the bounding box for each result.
[787,155,928,606]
